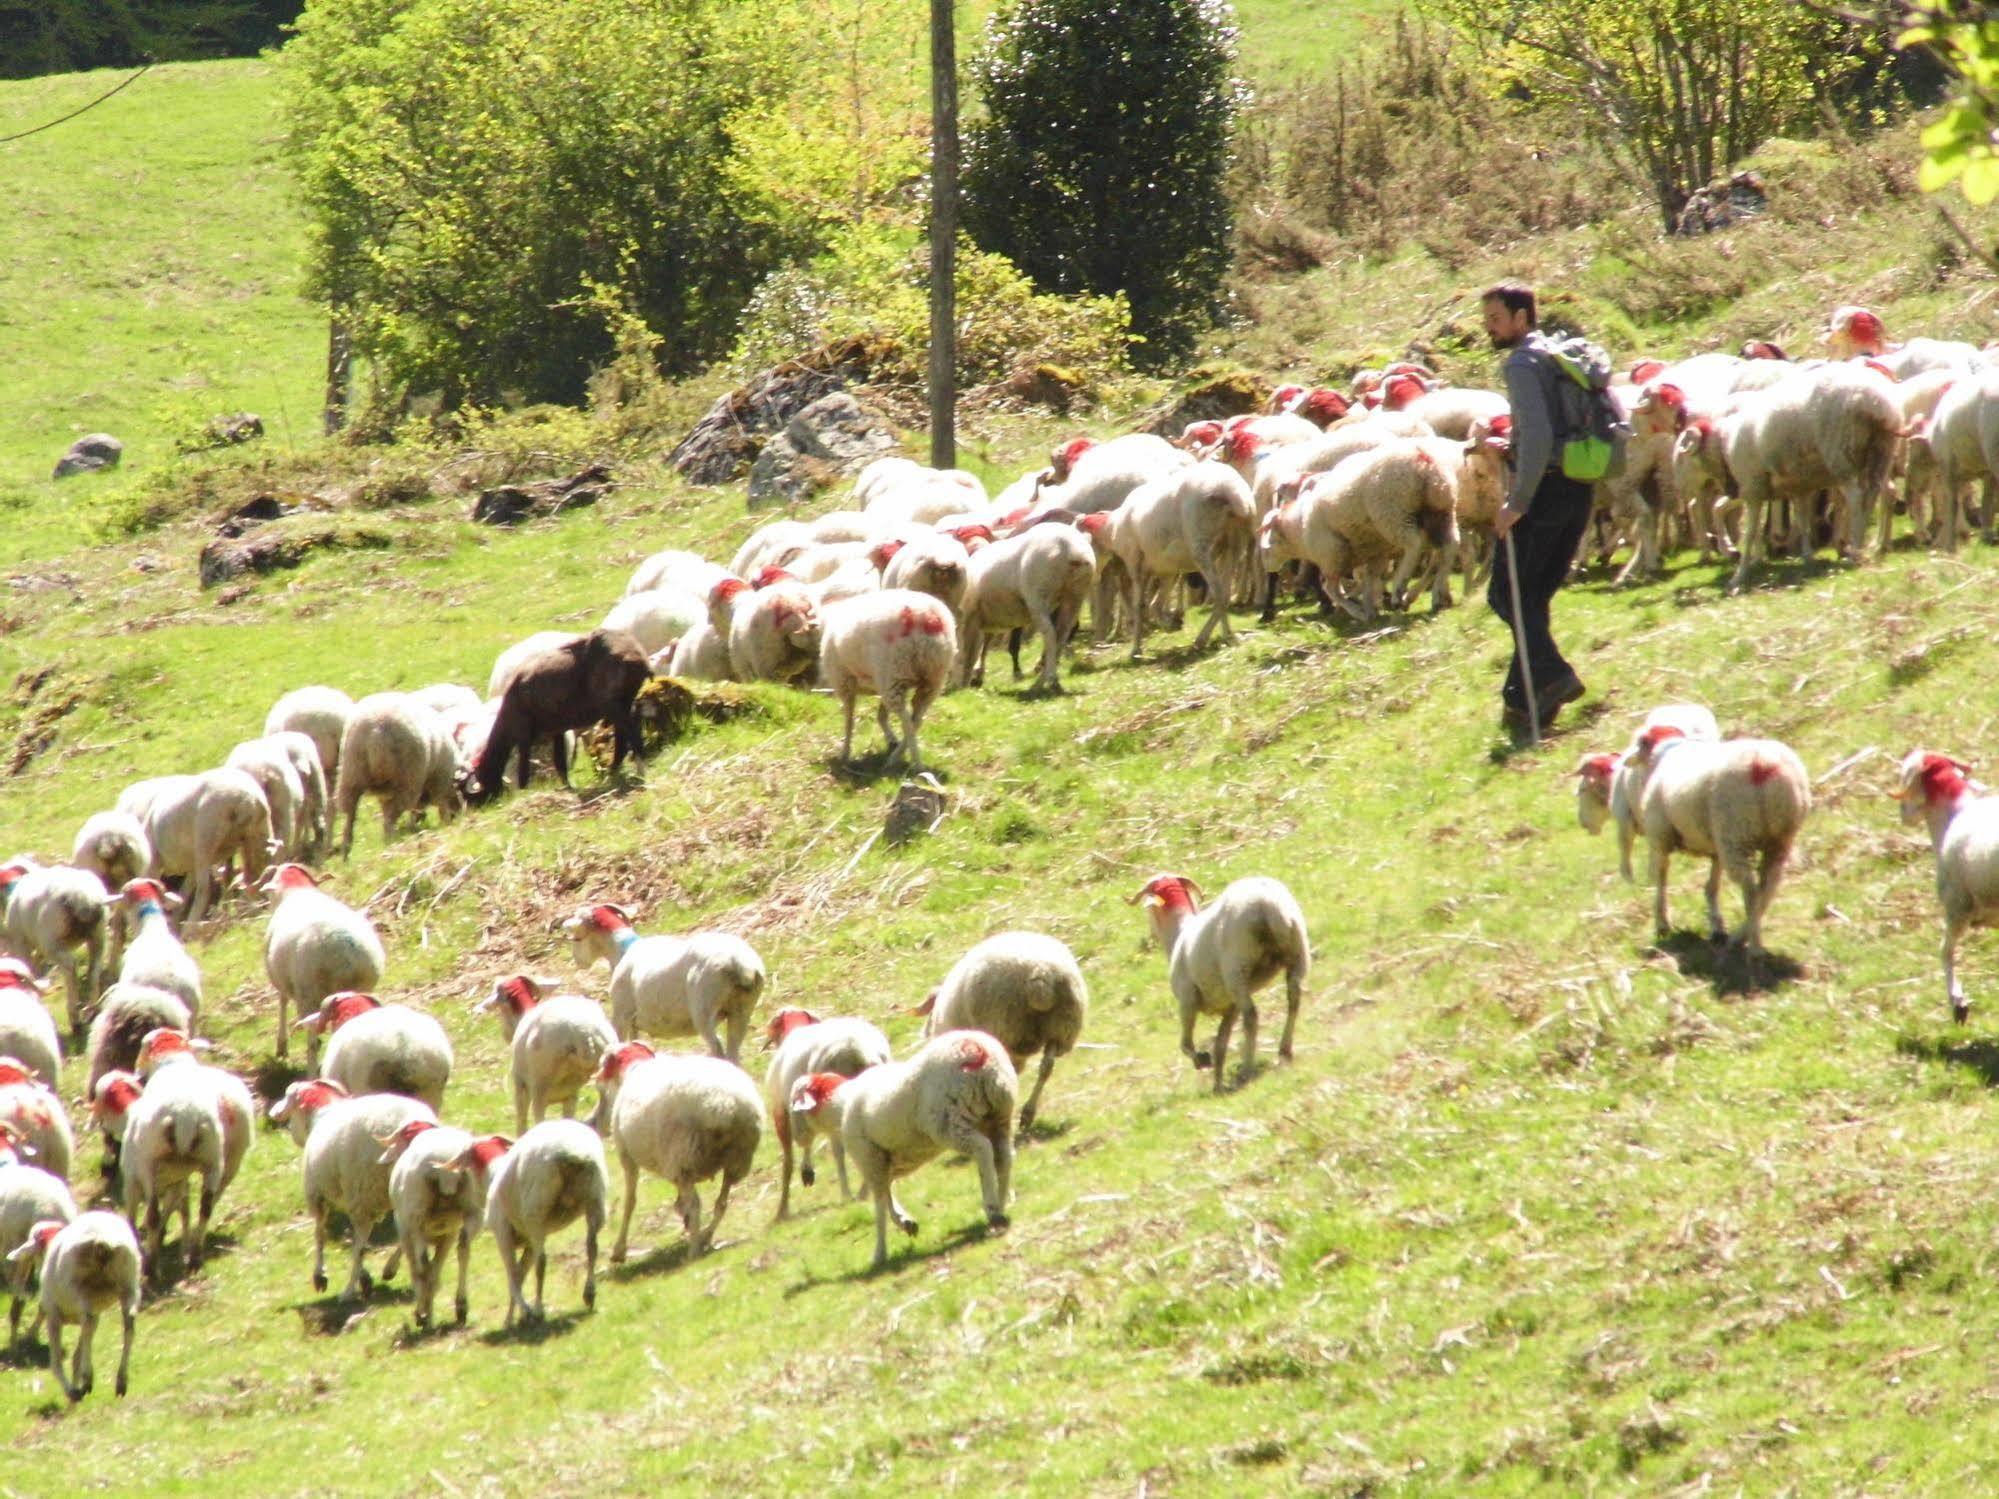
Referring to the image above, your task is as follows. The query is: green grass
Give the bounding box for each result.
[10,22,1999,1499]
[0,60,321,562]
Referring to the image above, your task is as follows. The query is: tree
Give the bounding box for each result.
[1886,1,1999,203]
[1418,0,1880,230]
[281,0,809,408]
[960,0,1246,367]
[0,0,299,79]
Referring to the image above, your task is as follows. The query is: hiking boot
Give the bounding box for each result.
[1545,672,1587,711]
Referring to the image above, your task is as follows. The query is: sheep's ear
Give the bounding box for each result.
[161,889,185,911]
[5,1239,41,1266]
[531,975,563,994]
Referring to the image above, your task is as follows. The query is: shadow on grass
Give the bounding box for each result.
[0,1336,51,1371]
[605,1236,700,1283]
[1013,1117,1076,1148]
[1653,931,1806,998]
[252,1057,308,1103]
[1894,1032,1999,1087]
[574,771,645,808]
[137,1229,245,1299]
[783,1220,1001,1298]
[1485,700,1610,766]
[476,1307,590,1347]
[827,751,940,789]
[293,1280,416,1336]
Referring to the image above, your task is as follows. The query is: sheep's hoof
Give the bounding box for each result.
[1190,1050,1213,1070]
[115,1374,127,1397]
[582,1282,596,1310]
[799,1165,815,1188]
[609,1246,628,1266]
[69,1383,86,1403]
[1278,1045,1294,1063]
[355,1269,374,1295]
[312,1270,328,1293]
[897,1216,919,1238]
[1952,998,1972,1025]
[986,1211,1010,1232]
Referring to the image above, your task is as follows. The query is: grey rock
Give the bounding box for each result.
[746,393,897,509]
[52,433,122,480]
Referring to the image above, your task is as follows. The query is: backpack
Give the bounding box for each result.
[1541,335,1628,482]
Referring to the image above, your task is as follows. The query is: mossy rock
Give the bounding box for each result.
[1140,367,1271,436]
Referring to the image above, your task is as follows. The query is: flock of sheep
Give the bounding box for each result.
[2,299,1997,1408]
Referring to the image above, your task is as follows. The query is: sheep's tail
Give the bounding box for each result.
[170,1110,217,1165]
[1744,751,1813,840]
[553,1151,606,1216]
[1412,449,1461,548]
[730,954,766,1002]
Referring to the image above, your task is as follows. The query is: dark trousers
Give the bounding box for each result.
[1487,471,1593,713]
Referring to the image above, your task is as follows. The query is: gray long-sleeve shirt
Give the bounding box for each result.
[1500,333,1562,512]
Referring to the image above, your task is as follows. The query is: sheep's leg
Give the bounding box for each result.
[901,685,931,776]
[47,1310,77,1401]
[723,1009,748,1064]
[1279,958,1304,1063]
[876,694,901,764]
[311,1206,329,1293]
[1982,476,1998,546]
[582,1206,601,1310]
[1192,560,1231,649]
[453,1226,471,1325]
[344,1214,375,1300]
[8,1281,23,1346]
[676,1182,704,1256]
[776,1132,794,1222]
[1744,843,1791,959]
[1178,993,1210,1072]
[613,1152,639,1264]
[191,1175,215,1271]
[946,1122,1006,1229]
[832,1137,854,1201]
[115,1293,135,1397]
[1728,488,1765,592]
[703,1177,733,1254]
[1129,562,1149,660]
[339,798,359,859]
[871,1187,893,1270]
[513,1080,529,1136]
[1650,842,1674,940]
[52,948,85,1039]
[1030,605,1063,692]
[837,690,857,764]
[1945,914,1971,1023]
[991,1121,1014,1215]
[1704,857,1728,943]
[551,733,571,789]
[1017,1048,1057,1135]
[75,1309,97,1399]
[1236,997,1260,1084]
[1208,1010,1237,1095]
[493,1223,523,1328]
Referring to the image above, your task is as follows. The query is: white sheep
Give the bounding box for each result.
[0,860,108,1036]
[114,878,202,1024]
[919,932,1087,1134]
[1574,705,1723,880]
[729,518,813,581]
[1400,386,1511,441]
[70,812,153,893]
[1635,729,1811,955]
[1034,432,1191,516]
[626,548,730,601]
[224,736,308,861]
[0,958,62,1085]
[760,1007,890,1221]
[264,685,354,795]
[665,616,733,680]
[594,1041,762,1261]
[0,1124,77,1345]
[142,768,276,925]
[488,631,581,699]
[6,1211,140,1401]
[375,1119,484,1328]
[450,1121,608,1328]
[816,588,959,773]
[601,587,706,658]
[1101,461,1254,659]
[1274,440,1462,619]
[117,1029,254,1281]
[1718,363,1904,590]
[1911,370,1999,549]
[1131,873,1309,1092]
[1895,750,1999,1023]
[0,1057,74,1179]
[708,576,822,684]
[561,903,766,1059]
[258,863,385,1064]
[302,992,453,1113]
[269,1079,434,1299]
[957,523,1098,692]
[333,692,462,857]
[475,974,620,1133]
[878,532,971,616]
[789,1028,1017,1271]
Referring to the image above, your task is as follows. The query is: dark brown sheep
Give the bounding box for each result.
[464,630,650,803]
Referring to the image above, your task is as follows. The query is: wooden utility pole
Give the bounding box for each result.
[323,311,352,436]
[928,0,957,469]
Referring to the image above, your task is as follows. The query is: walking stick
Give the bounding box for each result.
[1503,528,1540,745]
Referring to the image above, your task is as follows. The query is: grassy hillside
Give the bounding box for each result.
[0,60,322,563]
[9,21,1999,1499]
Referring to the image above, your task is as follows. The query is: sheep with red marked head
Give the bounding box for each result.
[1275,439,1464,619]
[788,1028,1017,1271]
[333,693,462,853]
[300,991,453,1113]
[7,1211,140,1401]
[0,1120,76,1347]
[114,878,201,1023]
[624,548,730,602]
[1894,750,1999,1023]
[1099,461,1255,661]
[269,1077,434,1300]
[1575,705,1722,880]
[1130,873,1309,1093]
[760,1008,890,1221]
[879,531,971,615]
[919,931,1087,1135]
[956,523,1098,692]
[375,1118,485,1328]
[1033,432,1188,516]
[474,974,618,1133]
[594,1040,761,1262]
[258,863,385,1065]
[0,957,61,1086]
[0,859,108,1038]
[117,1028,254,1282]
[1632,729,1810,956]
[448,1121,608,1327]
[1400,385,1509,441]
[561,903,766,1060]
[0,1056,73,1179]
[816,588,959,773]
[707,575,822,686]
